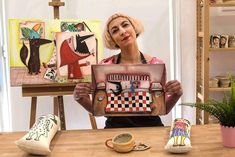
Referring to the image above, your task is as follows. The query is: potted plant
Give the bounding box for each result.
[182,81,235,147]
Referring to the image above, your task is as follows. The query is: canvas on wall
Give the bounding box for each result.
[8,19,102,86]
[91,64,166,116]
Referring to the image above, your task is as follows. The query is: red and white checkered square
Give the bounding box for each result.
[105,91,152,113]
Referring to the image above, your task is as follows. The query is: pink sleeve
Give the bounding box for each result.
[99,56,115,65]
[148,57,164,64]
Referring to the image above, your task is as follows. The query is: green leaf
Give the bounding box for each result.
[39,27,43,36]
[180,98,235,127]
[21,27,31,39]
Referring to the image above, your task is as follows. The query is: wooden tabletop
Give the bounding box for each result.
[0,124,234,157]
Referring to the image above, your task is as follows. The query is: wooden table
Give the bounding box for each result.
[0,124,234,157]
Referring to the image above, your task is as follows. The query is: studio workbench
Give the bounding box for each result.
[0,124,234,157]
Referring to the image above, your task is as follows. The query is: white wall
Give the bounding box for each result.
[179,0,196,124]
[5,0,176,131]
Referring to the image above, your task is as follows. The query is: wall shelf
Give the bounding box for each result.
[209,48,235,52]
[210,3,235,7]
[209,87,230,92]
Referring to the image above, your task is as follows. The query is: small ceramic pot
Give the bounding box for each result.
[220,125,235,147]
[105,132,135,153]
[209,78,219,88]
[216,76,230,87]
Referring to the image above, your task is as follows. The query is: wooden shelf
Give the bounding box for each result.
[196,0,235,124]
[209,48,235,52]
[210,3,235,7]
[209,87,230,92]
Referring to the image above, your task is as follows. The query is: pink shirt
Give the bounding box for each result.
[100,55,168,98]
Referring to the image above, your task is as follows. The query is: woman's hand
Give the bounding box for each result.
[74,83,92,101]
[74,82,93,112]
[164,80,183,113]
[165,80,183,97]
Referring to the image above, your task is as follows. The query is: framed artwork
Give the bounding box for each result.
[91,64,166,116]
[55,31,97,82]
[220,35,228,48]
[8,19,102,86]
[210,35,220,48]
[228,35,235,48]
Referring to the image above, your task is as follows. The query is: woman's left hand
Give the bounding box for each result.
[165,80,183,96]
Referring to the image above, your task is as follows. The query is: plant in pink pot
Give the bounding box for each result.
[182,81,235,147]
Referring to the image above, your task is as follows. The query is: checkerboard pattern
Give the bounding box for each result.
[105,91,152,113]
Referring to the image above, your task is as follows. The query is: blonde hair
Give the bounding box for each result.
[103,13,144,50]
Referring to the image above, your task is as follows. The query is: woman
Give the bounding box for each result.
[74,13,183,128]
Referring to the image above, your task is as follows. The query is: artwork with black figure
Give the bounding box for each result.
[75,34,94,53]
[20,38,52,74]
[59,33,96,79]
[108,81,123,96]
[92,64,166,116]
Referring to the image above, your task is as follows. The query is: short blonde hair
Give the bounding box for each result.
[103,13,144,50]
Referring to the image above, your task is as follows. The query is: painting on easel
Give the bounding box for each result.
[8,19,102,86]
[55,31,97,83]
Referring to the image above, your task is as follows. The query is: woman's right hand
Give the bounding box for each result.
[74,82,93,113]
[74,83,92,101]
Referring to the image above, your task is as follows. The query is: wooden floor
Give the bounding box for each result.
[10,67,54,86]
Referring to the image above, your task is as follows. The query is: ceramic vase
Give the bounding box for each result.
[221,125,235,147]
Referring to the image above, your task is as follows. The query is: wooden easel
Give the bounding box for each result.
[23,0,97,130]
[49,0,65,19]
[23,0,66,130]
[22,83,75,130]
[29,0,66,130]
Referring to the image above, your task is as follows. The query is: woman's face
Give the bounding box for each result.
[108,17,137,48]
